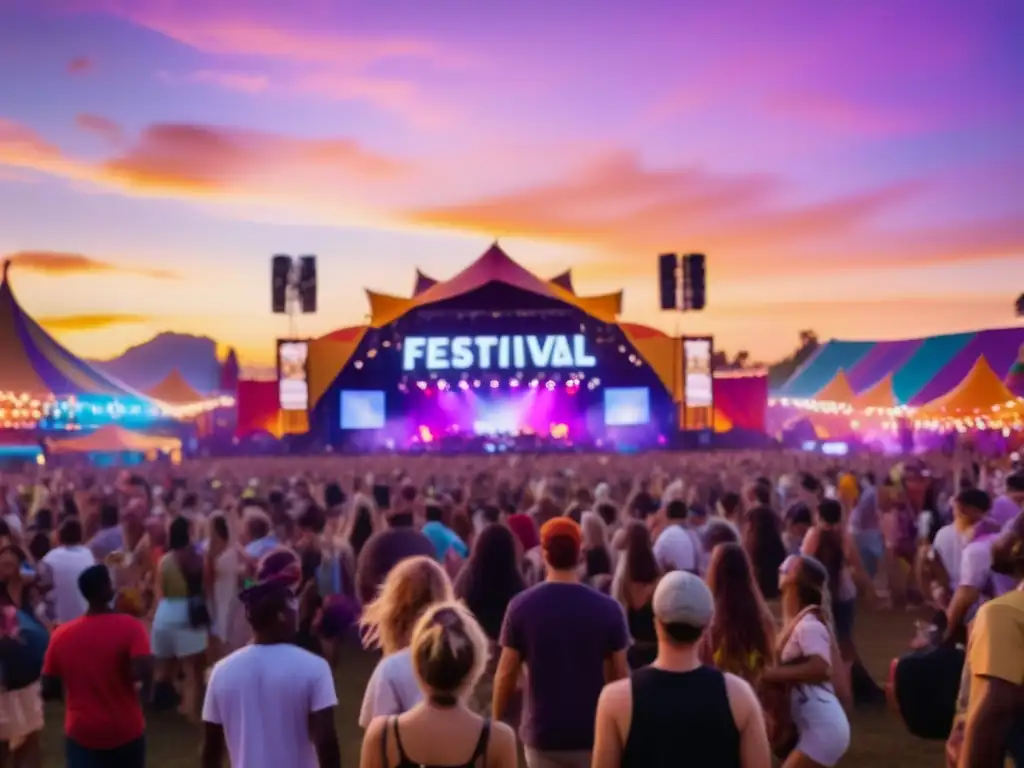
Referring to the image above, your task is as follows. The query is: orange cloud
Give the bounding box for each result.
[36,313,154,332]
[75,113,124,146]
[101,122,407,194]
[67,56,93,75]
[6,251,179,280]
[0,117,408,205]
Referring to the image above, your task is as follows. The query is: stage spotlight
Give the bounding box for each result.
[417,381,428,390]
[490,380,499,389]
[458,380,470,391]
[529,379,539,389]
[509,379,520,388]
[473,380,481,388]
[593,378,601,386]
[354,360,363,369]
[546,380,556,391]
[367,349,377,358]
[438,380,448,391]
[382,340,391,348]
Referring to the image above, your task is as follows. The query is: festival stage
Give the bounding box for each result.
[248,244,769,453]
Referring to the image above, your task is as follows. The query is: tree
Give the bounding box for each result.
[767,330,821,389]
[1016,293,1024,317]
[219,347,240,393]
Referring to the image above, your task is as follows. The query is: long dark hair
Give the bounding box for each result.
[743,506,787,600]
[454,524,525,640]
[703,543,775,675]
[810,499,845,602]
[623,521,659,584]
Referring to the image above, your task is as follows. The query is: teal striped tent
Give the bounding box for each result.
[777,327,1024,406]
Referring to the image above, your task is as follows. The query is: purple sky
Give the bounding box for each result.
[0,0,1021,368]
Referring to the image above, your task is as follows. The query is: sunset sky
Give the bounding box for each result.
[1,0,1022,371]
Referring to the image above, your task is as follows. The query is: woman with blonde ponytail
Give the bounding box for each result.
[359,602,517,768]
[762,554,851,767]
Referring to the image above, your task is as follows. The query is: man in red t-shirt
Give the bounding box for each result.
[42,564,153,767]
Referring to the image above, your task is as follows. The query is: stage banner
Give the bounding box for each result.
[682,337,714,431]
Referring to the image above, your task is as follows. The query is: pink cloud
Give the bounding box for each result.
[75,113,124,146]
[183,70,269,94]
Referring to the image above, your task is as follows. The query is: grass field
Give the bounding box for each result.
[37,608,944,766]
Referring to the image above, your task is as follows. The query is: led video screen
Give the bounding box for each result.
[340,390,386,430]
[603,387,651,427]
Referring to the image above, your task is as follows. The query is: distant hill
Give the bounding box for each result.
[91,332,222,393]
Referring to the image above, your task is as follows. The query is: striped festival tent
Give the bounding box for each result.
[0,261,143,404]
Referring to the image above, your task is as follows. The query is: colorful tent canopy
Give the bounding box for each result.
[853,374,898,410]
[814,369,856,403]
[146,369,204,405]
[48,425,181,454]
[364,244,623,328]
[916,357,1022,416]
[0,262,143,400]
[779,326,1024,405]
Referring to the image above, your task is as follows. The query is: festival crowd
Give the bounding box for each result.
[0,448,1021,767]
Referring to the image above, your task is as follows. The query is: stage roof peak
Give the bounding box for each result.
[366,244,622,328]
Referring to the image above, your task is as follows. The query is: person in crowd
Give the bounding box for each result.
[204,513,246,660]
[593,570,772,768]
[702,543,776,687]
[455,524,525,644]
[949,510,1024,767]
[151,516,208,719]
[0,544,46,768]
[506,512,543,585]
[422,501,469,570]
[580,512,614,590]
[763,555,850,768]
[41,517,94,626]
[493,517,629,768]
[360,602,517,768]
[943,489,1004,642]
[241,509,279,561]
[611,521,661,669]
[359,556,454,728]
[346,498,377,559]
[717,491,743,533]
[653,500,697,573]
[87,502,123,562]
[743,504,787,601]
[454,523,527,719]
[850,472,885,581]
[782,502,813,557]
[990,471,1024,527]
[355,500,436,605]
[802,498,879,704]
[42,564,152,767]
[201,573,340,768]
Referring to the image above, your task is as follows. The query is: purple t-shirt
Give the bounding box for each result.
[500,581,628,751]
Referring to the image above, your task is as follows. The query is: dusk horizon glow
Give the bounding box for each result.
[1,0,1022,373]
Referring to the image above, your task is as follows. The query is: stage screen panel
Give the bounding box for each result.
[277,340,309,411]
[604,387,650,427]
[340,390,386,430]
[683,337,714,430]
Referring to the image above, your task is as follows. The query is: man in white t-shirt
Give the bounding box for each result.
[653,501,697,573]
[201,580,340,768]
[42,518,95,624]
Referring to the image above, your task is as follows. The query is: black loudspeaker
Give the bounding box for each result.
[683,253,706,311]
[658,253,678,310]
[299,255,317,313]
[271,255,292,313]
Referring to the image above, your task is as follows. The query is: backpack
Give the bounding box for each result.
[0,606,49,691]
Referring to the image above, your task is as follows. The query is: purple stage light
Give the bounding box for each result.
[458,380,470,391]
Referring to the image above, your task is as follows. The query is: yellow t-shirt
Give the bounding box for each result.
[969,590,1024,686]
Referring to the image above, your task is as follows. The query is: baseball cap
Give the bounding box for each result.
[653,571,714,629]
[540,517,582,549]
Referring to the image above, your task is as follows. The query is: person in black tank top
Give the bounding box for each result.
[593,572,771,768]
[362,602,517,768]
[623,666,740,767]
